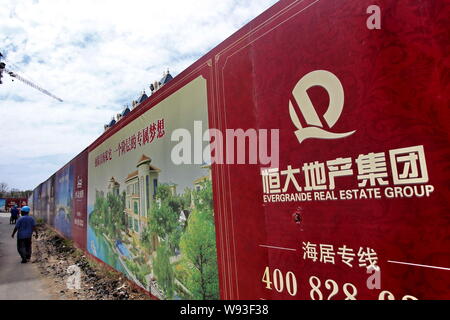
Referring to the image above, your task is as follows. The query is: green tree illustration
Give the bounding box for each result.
[153,241,174,299]
[148,184,184,253]
[106,192,121,236]
[91,191,125,240]
[181,187,192,209]
[180,181,219,300]
[90,192,107,230]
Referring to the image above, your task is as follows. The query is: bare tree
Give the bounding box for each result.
[0,183,32,199]
[0,182,8,198]
[10,188,21,198]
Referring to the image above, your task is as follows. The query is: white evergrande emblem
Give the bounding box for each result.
[289,70,356,144]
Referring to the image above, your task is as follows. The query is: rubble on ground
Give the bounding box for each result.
[33,225,152,300]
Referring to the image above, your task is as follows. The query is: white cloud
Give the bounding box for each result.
[0,0,278,190]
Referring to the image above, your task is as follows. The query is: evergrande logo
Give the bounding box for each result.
[77,176,83,189]
[289,70,356,144]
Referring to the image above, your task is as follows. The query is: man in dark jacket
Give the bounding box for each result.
[11,206,38,263]
[10,205,19,224]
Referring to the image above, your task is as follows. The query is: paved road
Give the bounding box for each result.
[0,214,55,300]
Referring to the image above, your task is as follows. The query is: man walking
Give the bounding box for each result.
[11,206,37,263]
[10,204,19,224]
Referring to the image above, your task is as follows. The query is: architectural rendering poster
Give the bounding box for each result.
[32,184,41,219]
[54,163,74,238]
[87,76,219,300]
[35,176,55,225]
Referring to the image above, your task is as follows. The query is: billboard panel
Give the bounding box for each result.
[212,0,450,299]
[87,74,219,299]
[32,184,42,219]
[27,194,33,211]
[54,163,74,238]
[27,0,449,300]
[40,176,56,226]
[72,150,88,249]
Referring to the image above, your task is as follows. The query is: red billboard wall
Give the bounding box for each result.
[209,0,449,299]
[31,150,88,250]
[5,198,27,210]
[72,149,88,249]
[30,0,449,300]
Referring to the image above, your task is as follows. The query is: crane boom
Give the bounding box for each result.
[4,67,63,102]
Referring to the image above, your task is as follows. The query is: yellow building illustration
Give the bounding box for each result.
[124,154,160,238]
[193,164,212,191]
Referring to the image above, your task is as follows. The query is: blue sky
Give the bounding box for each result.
[0,0,277,191]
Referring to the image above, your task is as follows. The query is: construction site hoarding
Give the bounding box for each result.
[31,150,88,249]
[72,150,88,249]
[32,184,41,219]
[54,163,74,239]
[29,0,449,300]
[27,194,33,211]
[210,0,449,299]
[87,74,219,300]
[33,176,55,225]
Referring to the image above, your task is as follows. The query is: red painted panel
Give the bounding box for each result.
[5,198,27,211]
[212,0,450,299]
[72,149,88,249]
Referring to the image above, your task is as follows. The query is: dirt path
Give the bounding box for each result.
[0,214,151,300]
[32,223,152,300]
[0,215,57,300]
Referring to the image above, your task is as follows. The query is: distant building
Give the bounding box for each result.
[160,70,173,85]
[138,90,149,104]
[104,105,131,131]
[193,164,212,192]
[167,182,177,196]
[104,69,174,132]
[95,190,105,200]
[149,70,173,94]
[121,105,131,117]
[124,154,160,237]
[104,117,117,131]
[117,105,131,122]
[108,177,120,196]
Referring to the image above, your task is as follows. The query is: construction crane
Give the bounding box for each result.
[0,52,63,102]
